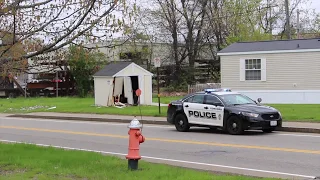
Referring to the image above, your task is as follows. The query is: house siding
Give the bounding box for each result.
[221,51,320,90]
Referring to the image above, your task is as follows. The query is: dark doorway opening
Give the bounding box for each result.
[119,83,127,103]
[130,76,139,105]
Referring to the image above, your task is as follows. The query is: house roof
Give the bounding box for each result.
[93,61,132,77]
[217,38,320,55]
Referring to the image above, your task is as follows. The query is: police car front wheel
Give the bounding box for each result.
[174,114,190,132]
[226,116,244,135]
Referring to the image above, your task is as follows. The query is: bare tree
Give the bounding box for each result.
[258,0,318,39]
[139,0,212,84]
[0,0,135,74]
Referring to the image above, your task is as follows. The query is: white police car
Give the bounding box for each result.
[166,89,282,135]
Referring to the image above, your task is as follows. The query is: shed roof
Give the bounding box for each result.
[218,38,320,55]
[93,61,153,77]
[93,61,132,77]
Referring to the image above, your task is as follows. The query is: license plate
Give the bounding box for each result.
[270,121,277,126]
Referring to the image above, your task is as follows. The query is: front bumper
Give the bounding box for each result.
[243,117,282,130]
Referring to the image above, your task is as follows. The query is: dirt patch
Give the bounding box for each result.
[51,174,88,180]
[0,166,26,176]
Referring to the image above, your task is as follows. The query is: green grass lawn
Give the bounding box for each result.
[0,96,319,122]
[0,142,278,180]
[268,104,320,123]
[0,97,169,117]
[153,95,184,104]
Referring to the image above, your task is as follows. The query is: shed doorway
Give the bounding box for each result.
[130,76,139,105]
[113,76,139,106]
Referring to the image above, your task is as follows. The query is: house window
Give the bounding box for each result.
[245,59,261,80]
[240,58,266,82]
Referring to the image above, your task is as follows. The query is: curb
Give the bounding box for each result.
[7,114,320,134]
[276,127,320,134]
[8,114,170,125]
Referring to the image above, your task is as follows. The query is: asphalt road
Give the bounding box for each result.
[0,117,320,180]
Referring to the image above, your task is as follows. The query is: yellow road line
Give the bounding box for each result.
[1,125,320,155]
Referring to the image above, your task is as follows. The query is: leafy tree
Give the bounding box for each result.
[0,31,26,76]
[67,45,107,97]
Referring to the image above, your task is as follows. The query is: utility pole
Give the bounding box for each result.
[56,71,58,97]
[154,57,161,114]
[297,9,300,39]
[285,0,291,39]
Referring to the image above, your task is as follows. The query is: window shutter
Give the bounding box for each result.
[240,58,245,81]
[261,58,267,81]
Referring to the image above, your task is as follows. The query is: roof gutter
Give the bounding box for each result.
[217,48,320,56]
[92,76,110,78]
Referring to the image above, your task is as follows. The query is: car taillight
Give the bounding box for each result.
[168,103,172,107]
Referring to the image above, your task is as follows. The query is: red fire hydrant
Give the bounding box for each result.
[126,118,145,170]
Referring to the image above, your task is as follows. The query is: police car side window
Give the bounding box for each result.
[184,96,193,102]
[205,95,223,106]
[191,95,205,104]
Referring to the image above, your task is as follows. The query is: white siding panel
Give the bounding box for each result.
[238,90,320,104]
[261,58,267,81]
[239,58,245,81]
[138,75,144,104]
[143,75,152,105]
[115,63,152,77]
[94,77,114,106]
[221,51,320,90]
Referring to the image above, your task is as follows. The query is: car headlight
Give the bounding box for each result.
[241,112,259,118]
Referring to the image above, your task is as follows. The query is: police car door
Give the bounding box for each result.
[203,95,224,127]
[183,94,206,125]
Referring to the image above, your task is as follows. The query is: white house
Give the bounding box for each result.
[93,61,153,106]
[217,38,320,104]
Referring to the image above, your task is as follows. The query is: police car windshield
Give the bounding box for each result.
[219,94,256,106]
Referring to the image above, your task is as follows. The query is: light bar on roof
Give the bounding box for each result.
[204,88,232,93]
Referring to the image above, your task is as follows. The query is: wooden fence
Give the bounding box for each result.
[187,83,221,94]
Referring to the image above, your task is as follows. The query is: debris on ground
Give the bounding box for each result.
[20,105,49,111]
[47,106,57,110]
[4,105,49,112]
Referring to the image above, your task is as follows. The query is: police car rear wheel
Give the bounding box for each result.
[227,116,244,135]
[174,114,190,132]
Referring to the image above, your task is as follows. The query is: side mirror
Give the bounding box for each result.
[213,103,223,107]
[257,98,262,103]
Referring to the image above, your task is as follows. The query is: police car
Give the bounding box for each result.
[166,89,282,135]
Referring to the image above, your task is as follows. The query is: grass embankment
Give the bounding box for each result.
[0,96,319,122]
[0,143,278,180]
[0,97,169,117]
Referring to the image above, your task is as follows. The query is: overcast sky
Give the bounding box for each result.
[305,0,320,12]
[311,0,320,12]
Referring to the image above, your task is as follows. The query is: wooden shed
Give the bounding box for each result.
[93,61,153,106]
